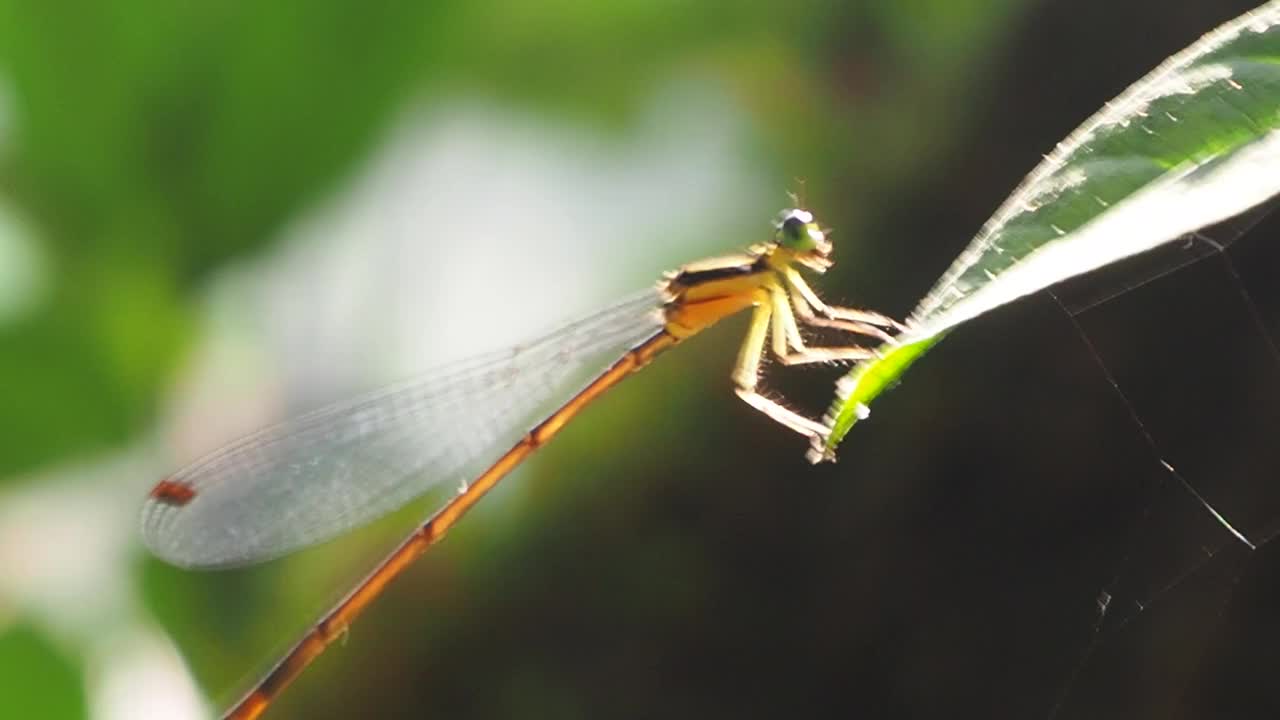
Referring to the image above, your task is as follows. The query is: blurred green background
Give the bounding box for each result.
[4,1,1280,719]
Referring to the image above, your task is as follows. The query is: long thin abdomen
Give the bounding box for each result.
[222,329,678,720]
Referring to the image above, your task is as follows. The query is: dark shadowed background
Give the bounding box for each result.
[2,1,1278,718]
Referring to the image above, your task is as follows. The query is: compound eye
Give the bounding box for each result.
[780,214,806,242]
[775,209,815,249]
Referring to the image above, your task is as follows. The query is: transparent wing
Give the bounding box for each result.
[141,289,665,569]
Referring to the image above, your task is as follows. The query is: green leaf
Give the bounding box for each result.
[813,0,1280,462]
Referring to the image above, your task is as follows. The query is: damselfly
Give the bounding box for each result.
[141,207,900,719]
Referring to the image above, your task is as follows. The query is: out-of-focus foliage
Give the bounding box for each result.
[0,624,86,719]
[4,1,1277,719]
[0,2,1024,716]
[0,0,1014,480]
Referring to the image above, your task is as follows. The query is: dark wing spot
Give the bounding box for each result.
[149,478,197,506]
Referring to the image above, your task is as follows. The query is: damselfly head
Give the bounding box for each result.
[774,208,833,268]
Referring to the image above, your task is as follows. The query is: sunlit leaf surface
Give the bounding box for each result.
[816,0,1280,460]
